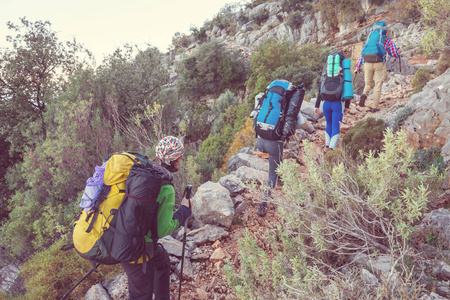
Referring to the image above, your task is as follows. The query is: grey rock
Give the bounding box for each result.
[187,224,229,246]
[433,262,450,281]
[102,273,128,300]
[192,181,235,228]
[235,166,268,185]
[420,209,450,249]
[219,174,246,197]
[85,284,111,300]
[159,235,191,258]
[175,258,195,281]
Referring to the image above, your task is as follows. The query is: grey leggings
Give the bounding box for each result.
[255,138,283,202]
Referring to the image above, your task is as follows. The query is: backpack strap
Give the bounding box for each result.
[85,185,111,233]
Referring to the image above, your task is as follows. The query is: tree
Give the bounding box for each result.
[96,45,170,124]
[0,18,87,155]
[246,39,325,102]
[177,39,248,100]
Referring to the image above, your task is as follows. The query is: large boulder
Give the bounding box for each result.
[219,174,246,196]
[235,166,268,185]
[192,181,235,228]
[227,151,269,173]
[403,68,450,165]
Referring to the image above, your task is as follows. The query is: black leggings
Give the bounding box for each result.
[255,138,283,202]
[120,244,171,300]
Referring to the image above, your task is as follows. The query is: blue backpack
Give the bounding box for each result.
[362,21,387,63]
[254,80,304,141]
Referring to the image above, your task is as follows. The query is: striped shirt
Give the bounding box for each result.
[355,38,400,71]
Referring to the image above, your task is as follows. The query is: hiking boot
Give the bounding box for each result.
[359,94,367,107]
[371,108,380,113]
[276,178,284,187]
[256,203,267,217]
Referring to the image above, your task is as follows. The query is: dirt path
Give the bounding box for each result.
[170,75,415,300]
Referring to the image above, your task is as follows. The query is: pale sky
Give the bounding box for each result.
[0,0,248,62]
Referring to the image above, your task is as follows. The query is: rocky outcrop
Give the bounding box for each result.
[403,68,450,165]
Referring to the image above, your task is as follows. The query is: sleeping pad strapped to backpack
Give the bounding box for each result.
[66,152,170,268]
[361,21,387,63]
[319,51,345,101]
[254,79,305,141]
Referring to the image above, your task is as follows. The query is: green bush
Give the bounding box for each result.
[224,129,445,298]
[318,0,362,29]
[250,9,269,25]
[419,0,450,56]
[20,239,122,300]
[413,147,445,172]
[211,90,240,134]
[411,68,432,94]
[342,117,386,159]
[286,11,303,28]
[281,0,304,12]
[246,39,325,104]
[177,40,248,100]
[392,106,416,132]
[436,47,450,76]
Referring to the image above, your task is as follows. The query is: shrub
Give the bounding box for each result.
[386,0,421,25]
[392,106,416,132]
[222,117,257,172]
[435,47,450,76]
[209,4,237,35]
[286,11,303,29]
[281,0,304,12]
[419,0,450,56]
[224,129,445,298]
[177,40,248,100]
[250,9,269,25]
[211,90,240,135]
[413,147,445,172]
[20,239,122,300]
[342,117,386,159]
[318,0,362,30]
[411,68,432,94]
[196,126,234,180]
[246,39,325,104]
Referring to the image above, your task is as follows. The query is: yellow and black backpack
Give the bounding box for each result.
[62,151,170,268]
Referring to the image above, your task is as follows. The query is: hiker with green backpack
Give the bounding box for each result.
[354,21,401,113]
[314,50,353,152]
[65,136,191,300]
[120,136,191,300]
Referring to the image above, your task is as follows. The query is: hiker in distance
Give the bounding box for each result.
[314,51,354,152]
[251,80,305,216]
[354,21,401,113]
[121,136,192,300]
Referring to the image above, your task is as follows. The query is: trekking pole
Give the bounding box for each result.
[60,263,99,300]
[399,55,402,73]
[178,185,192,300]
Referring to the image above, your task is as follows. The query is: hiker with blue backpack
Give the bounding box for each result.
[355,21,401,113]
[251,80,305,216]
[314,51,354,152]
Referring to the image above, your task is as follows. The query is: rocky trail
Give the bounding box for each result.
[84,56,450,300]
[168,70,418,299]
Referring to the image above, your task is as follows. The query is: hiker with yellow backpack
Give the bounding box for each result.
[120,136,192,300]
[64,136,191,300]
